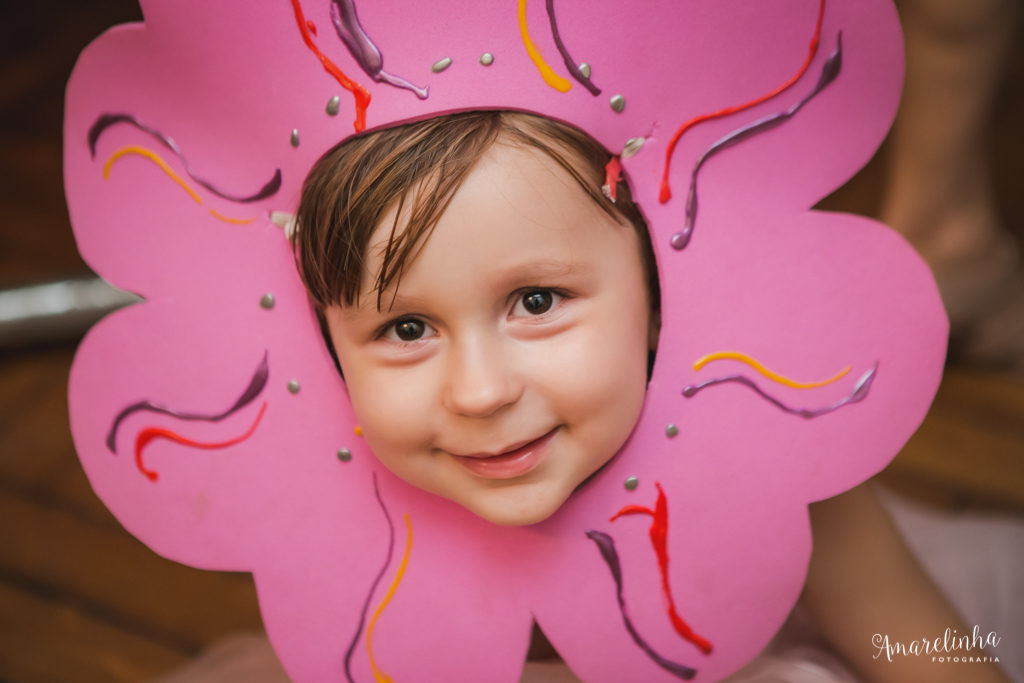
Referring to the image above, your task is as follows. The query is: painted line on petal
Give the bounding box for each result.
[344,472,394,683]
[208,208,256,225]
[88,113,283,203]
[104,146,201,204]
[669,32,843,250]
[133,402,267,482]
[518,0,572,92]
[329,0,428,98]
[693,351,850,389]
[103,146,260,224]
[659,0,825,203]
[585,530,697,679]
[610,483,712,654]
[682,361,877,419]
[290,0,371,131]
[545,0,599,95]
[107,353,269,454]
[366,513,413,683]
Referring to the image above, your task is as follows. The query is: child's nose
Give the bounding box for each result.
[442,335,523,418]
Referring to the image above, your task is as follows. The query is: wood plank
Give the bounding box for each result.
[0,346,122,527]
[881,367,1024,512]
[0,348,71,437]
[0,579,186,683]
[0,489,263,653]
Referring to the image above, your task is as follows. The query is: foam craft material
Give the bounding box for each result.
[64,0,946,680]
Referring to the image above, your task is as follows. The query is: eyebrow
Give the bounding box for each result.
[489,258,591,286]
[371,258,592,312]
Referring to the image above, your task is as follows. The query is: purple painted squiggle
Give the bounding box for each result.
[105,352,269,453]
[330,0,428,99]
[343,471,394,683]
[671,33,843,250]
[88,114,282,204]
[585,530,698,680]
[545,0,600,96]
[682,362,876,419]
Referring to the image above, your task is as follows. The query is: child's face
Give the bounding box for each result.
[324,141,655,526]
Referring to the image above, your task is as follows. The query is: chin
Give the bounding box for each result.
[459,485,569,527]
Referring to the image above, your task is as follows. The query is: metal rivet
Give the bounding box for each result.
[622,137,645,159]
[290,129,300,147]
[337,448,352,462]
[259,293,275,309]
[326,96,340,116]
[666,423,679,438]
[579,63,591,79]
[431,57,453,73]
[624,476,639,490]
[287,379,301,394]
[609,94,625,113]
[479,52,494,66]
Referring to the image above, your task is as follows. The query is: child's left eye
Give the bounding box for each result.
[511,289,563,317]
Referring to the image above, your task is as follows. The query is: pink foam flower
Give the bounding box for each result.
[65,1,944,680]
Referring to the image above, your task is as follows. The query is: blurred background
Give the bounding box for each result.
[1,0,1022,681]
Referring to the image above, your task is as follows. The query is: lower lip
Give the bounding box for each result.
[452,429,558,480]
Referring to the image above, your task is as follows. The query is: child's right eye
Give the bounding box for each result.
[382,317,437,342]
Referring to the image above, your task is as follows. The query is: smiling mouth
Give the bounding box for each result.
[450,428,559,480]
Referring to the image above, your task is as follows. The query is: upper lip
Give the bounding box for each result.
[448,428,557,459]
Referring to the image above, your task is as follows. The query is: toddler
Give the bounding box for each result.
[294,110,659,527]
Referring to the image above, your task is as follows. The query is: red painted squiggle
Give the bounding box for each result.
[658,0,825,203]
[290,0,370,132]
[604,156,622,202]
[611,482,713,655]
[134,402,268,482]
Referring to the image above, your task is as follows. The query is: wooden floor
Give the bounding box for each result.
[1,2,1022,682]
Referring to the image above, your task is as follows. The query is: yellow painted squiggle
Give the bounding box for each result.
[517,0,572,93]
[104,145,202,204]
[693,351,851,389]
[103,146,256,225]
[366,513,413,683]
[208,208,256,225]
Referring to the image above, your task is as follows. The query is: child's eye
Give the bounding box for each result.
[511,289,563,317]
[382,317,436,342]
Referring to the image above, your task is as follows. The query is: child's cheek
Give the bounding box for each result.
[538,323,648,416]
[343,356,442,454]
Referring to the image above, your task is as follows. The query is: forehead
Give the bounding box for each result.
[359,141,632,301]
[364,141,614,278]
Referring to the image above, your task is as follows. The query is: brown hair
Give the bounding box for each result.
[293,110,659,312]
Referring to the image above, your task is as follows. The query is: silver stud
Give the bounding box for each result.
[259,293,275,310]
[622,137,645,159]
[579,63,591,79]
[287,379,301,394]
[479,52,494,66]
[609,94,625,113]
[431,57,453,73]
[337,448,353,462]
[326,96,340,116]
[290,129,300,147]
[624,476,639,490]
[666,423,679,438]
